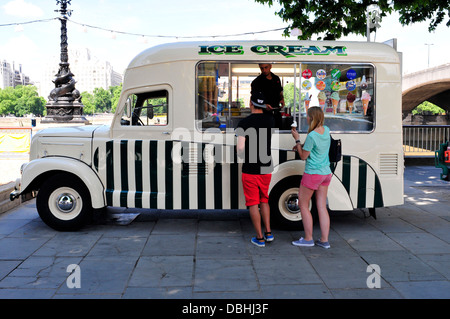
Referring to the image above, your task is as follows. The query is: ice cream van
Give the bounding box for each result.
[11,40,404,230]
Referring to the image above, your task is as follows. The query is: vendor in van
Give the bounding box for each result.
[251,63,285,129]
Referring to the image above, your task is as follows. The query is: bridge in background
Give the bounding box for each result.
[402,63,450,114]
[402,64,450,157]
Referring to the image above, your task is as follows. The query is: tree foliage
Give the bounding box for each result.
[0,84,123,117]
[79,84,123,115]
[412,101,446,115]
[0,85,46,117]
[255,0,450,40]
[283,82,300,109]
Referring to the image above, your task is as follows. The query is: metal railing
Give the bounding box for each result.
[403,125,450,157]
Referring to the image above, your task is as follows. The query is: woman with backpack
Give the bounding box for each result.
[291,106,332,249]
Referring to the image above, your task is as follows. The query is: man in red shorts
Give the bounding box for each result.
[236,92,275,247]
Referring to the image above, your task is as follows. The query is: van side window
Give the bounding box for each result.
[297,63,375,133]
[196,62,304,132]
[121,90,168,126]
[195,62,375,133]
[196,63,224,131]
[196,62,257,132]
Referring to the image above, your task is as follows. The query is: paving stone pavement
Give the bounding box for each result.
[0,164,449,300]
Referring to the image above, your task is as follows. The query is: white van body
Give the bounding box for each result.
[12,40,403,230]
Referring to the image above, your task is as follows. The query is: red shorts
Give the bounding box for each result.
[242,173,272,206]
[301,173,332,190]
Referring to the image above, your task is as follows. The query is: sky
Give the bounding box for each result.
[1,0,450,89]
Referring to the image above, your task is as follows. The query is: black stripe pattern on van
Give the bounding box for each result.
[97,141,383,210]
[100,140,244,210]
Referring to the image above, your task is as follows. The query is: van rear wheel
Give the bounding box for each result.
[269,175,317,230]
[36,173,92,231]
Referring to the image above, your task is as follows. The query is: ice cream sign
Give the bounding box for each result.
[198,44,347,58]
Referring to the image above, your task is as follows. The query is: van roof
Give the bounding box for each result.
[127,40,400,69]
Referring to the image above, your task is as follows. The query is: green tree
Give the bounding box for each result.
[81,92,95,115]
[0,85,45,116]
[15,85,46,117]
[0,87,16,115]
[255,0,450,40]
[110,83,122,113]
[93,87,112,113]
[412,101,446,115]
[283,82,300,110]
[80,84,122,115]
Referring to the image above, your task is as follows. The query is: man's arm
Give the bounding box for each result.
[237,135,246,156]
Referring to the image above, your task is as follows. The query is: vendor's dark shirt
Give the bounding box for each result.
[251,72,283,110]
[236,113,275,175]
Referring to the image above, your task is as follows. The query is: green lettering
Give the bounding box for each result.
[198,46,210,55]
[200,44,348,57]
[251,45,268,54]
[268,45,294,57]
[322,46,347,56]
[287,46,304,54]
[209,46,225,54]
[225,45,244,55]
[303,46,322,55]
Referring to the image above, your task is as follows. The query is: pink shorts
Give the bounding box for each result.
[242,173,272,206]
[301,173,332,190]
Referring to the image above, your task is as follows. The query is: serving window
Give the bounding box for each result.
[298,63,375,133]
[195,61,375,133]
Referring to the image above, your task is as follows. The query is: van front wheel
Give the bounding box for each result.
[36,173,92,231]
[269,175,316,230]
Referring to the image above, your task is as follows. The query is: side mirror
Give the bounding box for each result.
[125,98,132,117]
[147,106,154,119]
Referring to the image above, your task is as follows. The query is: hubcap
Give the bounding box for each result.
[48,187,83,221]
[278,187,302,221]
[285,194,300,214]
[56,193,76,213]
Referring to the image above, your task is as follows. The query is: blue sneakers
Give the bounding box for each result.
[251,237,265,247]
[315,240,331,249]
[264,232,274,242]
[292,237,315,247]
[292,237,331,248]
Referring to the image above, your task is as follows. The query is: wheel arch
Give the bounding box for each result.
[20,157,106,209]
[270,160,305,192]
[271,158,354,211]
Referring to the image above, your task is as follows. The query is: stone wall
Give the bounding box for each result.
[402,114,450,125]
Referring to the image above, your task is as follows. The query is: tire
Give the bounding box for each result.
[269,175,317,230]
[36,173,93,231]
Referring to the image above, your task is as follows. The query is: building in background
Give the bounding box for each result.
[40,48,123,98]
[0,60,33,89]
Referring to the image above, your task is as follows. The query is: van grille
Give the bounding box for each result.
[379,153,398,175]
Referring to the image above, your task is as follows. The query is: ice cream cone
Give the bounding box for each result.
[319,99,326,111]
[304,100,310,112]
[346,92,356,114]
[332,99,339,114]
[362,100,369,115]
[348,101,354,113]
[361,91,371,116]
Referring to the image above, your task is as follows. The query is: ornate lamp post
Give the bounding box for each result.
[42,0,88,124]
